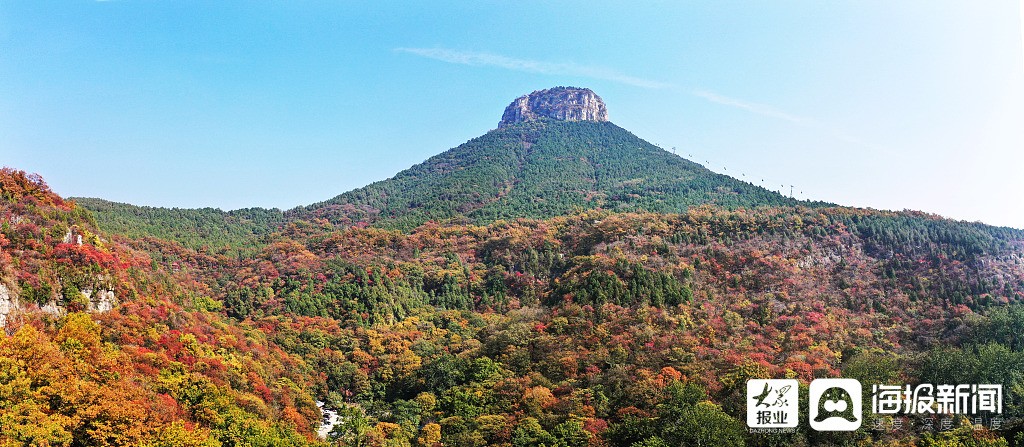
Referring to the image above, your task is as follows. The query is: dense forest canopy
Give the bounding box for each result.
[74,198,285,256]
[78,119,820,249]
[6,116,1024,447]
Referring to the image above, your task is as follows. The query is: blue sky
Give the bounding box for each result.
[2,1,1023,228]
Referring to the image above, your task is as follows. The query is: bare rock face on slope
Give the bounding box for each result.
[498,86,608,128]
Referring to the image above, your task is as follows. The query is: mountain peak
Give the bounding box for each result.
[498,86,608,128]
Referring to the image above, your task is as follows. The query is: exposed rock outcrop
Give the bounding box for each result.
[0,282,116,328]
[498,87,608,128]
[0,283,15,328]
[82,287,117,313]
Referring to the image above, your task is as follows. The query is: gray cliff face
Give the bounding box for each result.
[0,280,116,329]
[0,284,15,328]
[82,287,117,313]
[498,87,608,128]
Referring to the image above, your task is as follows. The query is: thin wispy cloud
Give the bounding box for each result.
[692,89,880,150]
[691,90,808,125]
[395,47,672,89]
[395,46,868,148]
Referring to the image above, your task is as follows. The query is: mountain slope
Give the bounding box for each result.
[294,120,815,229]
[78,120,812,243]
[12,86,1024,446]
[0,168,323,445]
[79,87,824,243]
[10,171,1024,445]
[74,197,284,253]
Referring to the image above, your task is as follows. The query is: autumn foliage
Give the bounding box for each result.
[2,168,1023,446]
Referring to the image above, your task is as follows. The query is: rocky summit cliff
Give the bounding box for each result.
[287,83,807,229]
[80,85,811,239]
[498,86,608,128]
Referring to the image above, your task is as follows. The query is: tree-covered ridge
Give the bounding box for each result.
[0,168,326,446]
[202,206,1024,343]
[8,167,1024,446]
[77,119,819,248]
[75,197,284,255]
[157,205,1024,446]
[295,120,819,230]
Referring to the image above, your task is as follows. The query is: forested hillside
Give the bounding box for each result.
[78,119,815,251]
[105,197,1024,445]
[0,168,325,446]
[10,96,1024,446]
[74,198,284,255]
[297,120,813,230]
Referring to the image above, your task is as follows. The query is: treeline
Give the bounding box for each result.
[75,197,284,254]
[7,166,1024,446]
[296,120,817,231]
[78,119,823,245]
[1,168,324,446]
[212,207,1023,327]
[142,205,1024,444]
